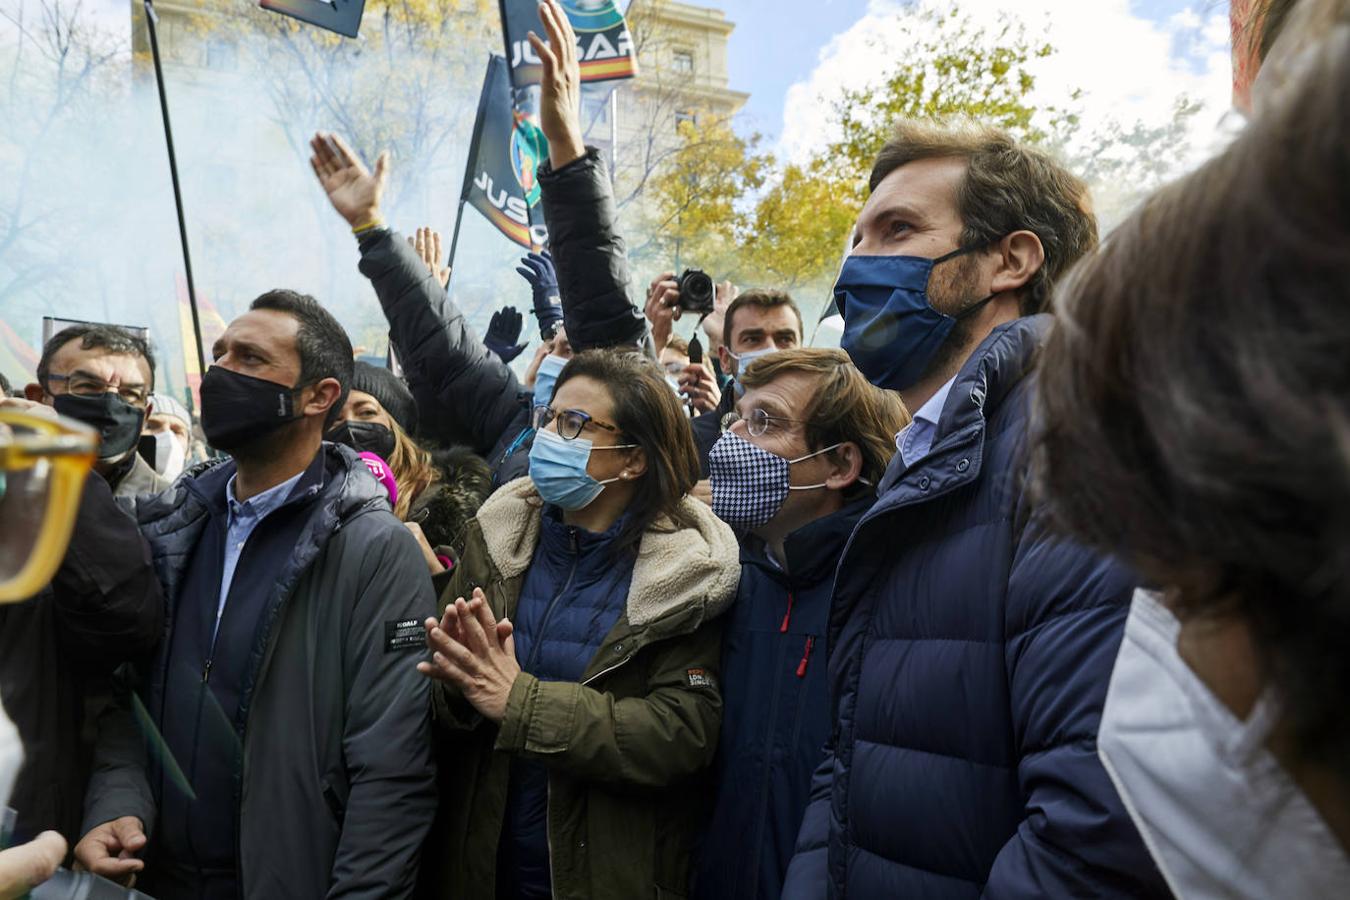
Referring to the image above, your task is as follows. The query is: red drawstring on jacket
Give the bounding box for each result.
[796,636,816,678]
[780,591,796,633]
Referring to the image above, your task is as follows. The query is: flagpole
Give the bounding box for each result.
[143,0,207,393]
[448,55,499,286]
[445,197,468,288]
[608,85,618,181]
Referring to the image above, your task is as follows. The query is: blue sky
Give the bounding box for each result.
[714,0,1228,152]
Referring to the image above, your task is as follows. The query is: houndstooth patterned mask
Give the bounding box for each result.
[708,431,837,529]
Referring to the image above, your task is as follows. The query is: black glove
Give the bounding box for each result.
[515,252,563,339]
[484,306,528,364]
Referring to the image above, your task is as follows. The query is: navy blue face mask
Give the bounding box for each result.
[836,246,996,391]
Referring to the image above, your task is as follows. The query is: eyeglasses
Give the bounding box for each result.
[0,409,99,603]
[531,405,623,442]
[44,372,150,407]
[723,407,811,438]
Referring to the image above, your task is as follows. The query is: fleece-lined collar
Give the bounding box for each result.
[475,477,740,629]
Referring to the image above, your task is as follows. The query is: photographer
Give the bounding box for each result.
[687,290,804,474]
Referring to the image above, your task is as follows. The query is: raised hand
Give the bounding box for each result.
[645,272,681,356]
[409,227,451,288]
[678,363,723,414]
[702,280,738,353]
[308,132,389,229]
[516,251,563,338]
[527,0,585,169]
[484,307,529,364]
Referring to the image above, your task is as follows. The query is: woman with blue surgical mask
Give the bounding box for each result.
[1031,26,1350,898]
[417,349,740,900]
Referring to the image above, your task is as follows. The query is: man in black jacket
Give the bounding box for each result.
[0,405,164,844]
[75,292,437,899]
[307,131,646,487]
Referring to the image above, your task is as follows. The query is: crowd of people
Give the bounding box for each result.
[0,0,1346,897]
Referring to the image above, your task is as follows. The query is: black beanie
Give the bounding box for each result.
[351,361,418,434]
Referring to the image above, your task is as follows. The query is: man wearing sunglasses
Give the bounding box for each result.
[23,324,170,500]
[695,348,909,900]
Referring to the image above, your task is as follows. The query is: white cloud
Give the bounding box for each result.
[778,0,1234,182]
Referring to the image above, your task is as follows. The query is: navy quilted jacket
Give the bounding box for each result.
[781,316,1169,899]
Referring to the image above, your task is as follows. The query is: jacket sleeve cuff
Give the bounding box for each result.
[538,146,602,182]
[356,225,394,252]
[496,672,580,755]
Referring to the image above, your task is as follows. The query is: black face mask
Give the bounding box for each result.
[327,420,396,461]
[52,393,145,460]
[200,366,303,453]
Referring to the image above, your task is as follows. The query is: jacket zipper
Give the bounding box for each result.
[796,636,816,678]
[780,590,796,633]
[524,528,580,673]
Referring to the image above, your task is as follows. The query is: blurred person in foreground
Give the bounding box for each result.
[75,291,436,898]
[1031,13,1350,896]
[417,346,739,900]
[0,406,117,898]
[24,325,170,500]
[695,348,908,900]
[0,396,163,848]
[327,360,491,579]
[784,116,1167,894]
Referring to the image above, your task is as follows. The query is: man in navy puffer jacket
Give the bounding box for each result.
[694,349,908,900]
[782,120,1170,897]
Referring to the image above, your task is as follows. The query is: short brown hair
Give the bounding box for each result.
[869,119,1097,316]
[740,348,910,494]
[722,289,804,349]
[1031,33,1350,778]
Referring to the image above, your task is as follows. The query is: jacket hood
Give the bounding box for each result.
[412,445,492,549]
[137,442,388,535]
[475,477,741,629]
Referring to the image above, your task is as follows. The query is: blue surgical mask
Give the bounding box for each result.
[532,354,569,407]
[727,346,780,398]
[836,248,994,391]
[528,427,637,511]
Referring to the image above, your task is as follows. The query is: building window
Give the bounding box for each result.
[675,109,696,132]
[672,50,694,74]
[205,39,238,71]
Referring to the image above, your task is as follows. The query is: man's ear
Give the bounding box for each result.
[989,230,1046,297]
[23,383,44,403]
[302,377,343,420]
[824,442,865,491]
[717,344,733,376]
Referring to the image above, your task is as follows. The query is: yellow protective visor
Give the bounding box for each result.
[0,408,98,603]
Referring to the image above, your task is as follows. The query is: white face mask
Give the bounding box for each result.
[0,695,22,812]
[148,430,188,481]
[1098,589,1350,899]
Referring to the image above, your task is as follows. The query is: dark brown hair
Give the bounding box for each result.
[1031,32,1350,775]
[740,348,911,497]
[869,119,1097,316]
[722,289,804,349]
[553,350,700,552]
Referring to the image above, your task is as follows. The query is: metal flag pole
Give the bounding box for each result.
[608,84,618,181]
[143,0,207,388]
